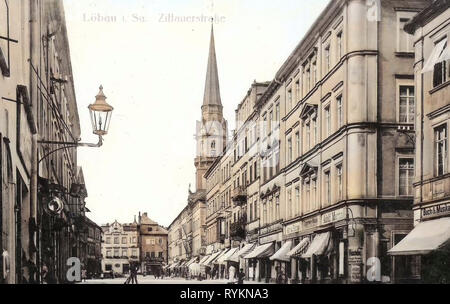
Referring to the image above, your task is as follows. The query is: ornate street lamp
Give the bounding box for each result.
[38,86,113,214]
[38,85,114,161]
[88,85,113,137]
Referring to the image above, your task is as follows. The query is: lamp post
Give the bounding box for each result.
[36,86,113,283]
[38,85,114,160]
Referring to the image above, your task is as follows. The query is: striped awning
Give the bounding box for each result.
[199,255,211,265]
[287,238,310,257]
[244,243,275,259]
[212,249,230,264]
[185,257,198,267]
[270,241,292,262]
[226,243,256,262]
[302,232,331,258]
[217,248,239,264]
[203,251,222,266]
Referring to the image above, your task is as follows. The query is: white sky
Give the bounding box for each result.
[62,0,330,227]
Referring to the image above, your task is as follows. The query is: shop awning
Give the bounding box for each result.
[185,257,198,267]
[203,251,222,266]
[422,38,447,73]
[302,232,331,258]
[178,261,187,267]
[217,248,239,264]
[287,238,310,257]
[388,217,450,256]
[212,249,230,264]
[244,243,275,259]
[270,241,292,262]
[199,255,211,265]
[168,262,179,269]
[225,243,256,263]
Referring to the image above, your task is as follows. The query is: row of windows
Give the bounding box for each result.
[105,236,137,245]
[106,249,138,258]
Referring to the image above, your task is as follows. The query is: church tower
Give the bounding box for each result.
[194,24,227,191]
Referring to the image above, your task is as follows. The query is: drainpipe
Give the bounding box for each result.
[29,0,39,283]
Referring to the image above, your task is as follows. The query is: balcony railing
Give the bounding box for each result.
[230,217,247,240]
[231,186,247,206]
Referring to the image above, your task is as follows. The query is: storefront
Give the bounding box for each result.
[269,241,292,283]
[283,207,349,283]
[225,243,256,280]
[286,238,310,283]
[244,242,275,283]
[388,216,450,283]
[217,247,239,279]
[212,248,230,279]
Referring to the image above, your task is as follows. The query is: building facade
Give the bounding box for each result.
[389,0,450,283]
[138,212,168,274]
[168,0,437,284]
[101,220,139,275]
[0,0,99,284]
[84,216,102,277]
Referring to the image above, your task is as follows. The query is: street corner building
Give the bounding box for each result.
[166,0,450,284]
[0,0,104,284]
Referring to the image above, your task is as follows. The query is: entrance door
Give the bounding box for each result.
[123,263,130,274]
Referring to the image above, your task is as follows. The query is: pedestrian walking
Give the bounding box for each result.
[237,268,245,284]
[131,262,139,284]
[82,268,87,282]
[228,265,236,284]
[41,264,48,284]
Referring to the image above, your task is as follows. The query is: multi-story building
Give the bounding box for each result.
[101,220,139,275]
[1,0,97,284]
[168,0,437,284]
[389,0,450,283]
[138,212,168,274]
[84,216,103,277]
[168,25,226,269]
[248,0,431,284]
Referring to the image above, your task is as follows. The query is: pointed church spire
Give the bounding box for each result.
[203,23,222,106]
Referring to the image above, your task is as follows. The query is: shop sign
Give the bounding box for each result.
[285,222,301,235]
[422,202,450,219]
[259,233,278,244]
[321,208,346,225]
[260,222,282,235]
[303,216,319,230]
[348,249,363,283]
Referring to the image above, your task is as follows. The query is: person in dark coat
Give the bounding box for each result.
[237,268,245,284]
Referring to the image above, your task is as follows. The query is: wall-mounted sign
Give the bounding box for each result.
[321,208,346,225]
[348,249,362,283]
[422,202,450,219]
[303,216,319,230]
[285,222,301,235]
[260,222,282,235]
[259,233,279,244]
